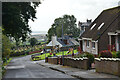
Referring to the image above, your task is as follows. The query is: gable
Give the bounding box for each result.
[81,6,120,41]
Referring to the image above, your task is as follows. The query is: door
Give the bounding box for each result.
[118,35,120,51]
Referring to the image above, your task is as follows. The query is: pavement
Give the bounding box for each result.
[36,60,120,80]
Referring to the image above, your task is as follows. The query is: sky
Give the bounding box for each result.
[29,0,119,33]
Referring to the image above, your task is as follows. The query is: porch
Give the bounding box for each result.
[108,32,120,51]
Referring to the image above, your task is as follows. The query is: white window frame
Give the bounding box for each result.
[92,42,95,49]
[86,40,89,48]
[98,23,104,30]
[90,23,96,30]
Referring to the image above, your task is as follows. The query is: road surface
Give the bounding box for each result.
[3,55,79,80]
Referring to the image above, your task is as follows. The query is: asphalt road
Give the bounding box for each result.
[3,55,79,80]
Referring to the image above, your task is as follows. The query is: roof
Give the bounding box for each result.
[57,38,79,47]
[47,35,79,47]
[47,40,63,47]
[81,6,120,41]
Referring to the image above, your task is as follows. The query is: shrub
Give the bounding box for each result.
[111,51,117,58]
[74,52,95,63]
[86,53,95,63]
[48,55,52,57]
[116,51,120,58]
[99,50,112,58]
[94,54,99,58]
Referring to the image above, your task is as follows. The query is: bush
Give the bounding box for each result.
[48,55,52,57]
[111,51,117,58]
[99,50,112,58]
[74,52,95,63]
[86,53,95,63]
[73,52,95,69]
[116,51,120,58]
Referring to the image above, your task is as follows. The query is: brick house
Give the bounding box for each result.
[78,6,120,54]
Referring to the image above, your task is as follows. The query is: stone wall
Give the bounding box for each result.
[64,57,89,70]
[95,58,120,76]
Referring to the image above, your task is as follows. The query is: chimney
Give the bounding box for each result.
[52,35,57,46]
[87,19,92,23]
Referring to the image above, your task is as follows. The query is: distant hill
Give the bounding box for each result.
[31,31,47,41]
[31,31,47,35]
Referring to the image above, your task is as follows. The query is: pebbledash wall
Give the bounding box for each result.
[47,57,58,65]
[63,57,89,70]
[46,57,89,70]
[95,58,120,76]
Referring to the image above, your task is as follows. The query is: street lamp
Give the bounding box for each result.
[62,24,64,65]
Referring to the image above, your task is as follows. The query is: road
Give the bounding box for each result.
[3,55,79,80]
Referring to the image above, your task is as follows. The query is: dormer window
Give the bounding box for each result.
[90,23,96,30]
[98,23,104,30]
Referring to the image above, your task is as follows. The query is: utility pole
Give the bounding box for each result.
[62,23,64,65]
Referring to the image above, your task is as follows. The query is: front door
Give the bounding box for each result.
[111,36,116,51]
[118,35,120,51]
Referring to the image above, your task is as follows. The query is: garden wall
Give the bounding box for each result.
[63,57,89,70]
[95,58,120,76]
[46,57,90,70]
[47,57,58,65]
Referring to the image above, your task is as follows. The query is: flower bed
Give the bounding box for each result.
[95,58,120,76]
[64,57,89,70]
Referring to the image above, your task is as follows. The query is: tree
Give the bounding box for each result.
[2,2,40,43]
[47,15,80,41]
[2,35,12,61]
[29,38,38,47]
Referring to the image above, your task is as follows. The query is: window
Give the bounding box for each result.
[92,42,95,49]
[81,27,84,31]
[86,40,89,47]
[90,23,96,30]
[98,23,104,30]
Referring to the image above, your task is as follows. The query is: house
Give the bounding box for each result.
[47,35,79,48]
[78,19,92,36]
[78,6,120,54]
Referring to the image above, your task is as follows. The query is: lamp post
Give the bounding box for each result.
[62,24,64,65]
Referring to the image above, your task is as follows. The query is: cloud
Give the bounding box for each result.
[29,0,118,32]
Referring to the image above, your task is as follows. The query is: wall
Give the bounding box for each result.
[64,57,89,70]
[48,57,58,65]
[95,58,120,76]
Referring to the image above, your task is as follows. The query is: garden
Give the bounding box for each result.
[31,49,78,61]
[45,49,120,76]
[10,45,43,57]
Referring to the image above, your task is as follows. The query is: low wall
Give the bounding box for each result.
[47,57,58,65]
[95,58,120,76]
[64,57,89,70]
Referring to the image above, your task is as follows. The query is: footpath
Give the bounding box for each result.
[36,60,120,80]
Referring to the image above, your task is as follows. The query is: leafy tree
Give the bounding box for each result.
[47,26,56,41]
[47,15,80,40]
[2,35,12,61]
[2,2,40,43]
[29,38,38,47]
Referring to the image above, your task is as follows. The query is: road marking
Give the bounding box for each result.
[6,65,25,69]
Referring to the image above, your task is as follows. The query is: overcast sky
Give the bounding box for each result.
[28,0,119,33]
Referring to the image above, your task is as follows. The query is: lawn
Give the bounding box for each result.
[34,49,78,60]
